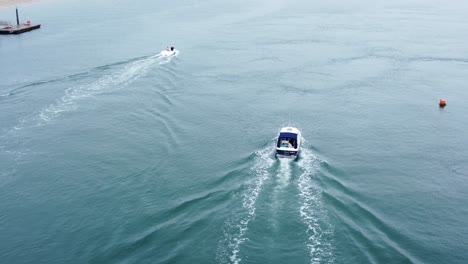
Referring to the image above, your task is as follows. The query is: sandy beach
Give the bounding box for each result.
[0,0,41,9]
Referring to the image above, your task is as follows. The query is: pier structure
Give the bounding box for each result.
[0,7,41,35]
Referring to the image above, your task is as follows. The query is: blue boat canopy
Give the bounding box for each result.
[279,132,297,139]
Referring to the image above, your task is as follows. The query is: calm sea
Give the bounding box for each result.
[1,0,468,263]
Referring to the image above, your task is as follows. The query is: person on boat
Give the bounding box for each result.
[170,47,175,51]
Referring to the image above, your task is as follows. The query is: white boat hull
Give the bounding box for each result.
[160,49,178,57]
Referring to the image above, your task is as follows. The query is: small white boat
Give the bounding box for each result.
[275,127,301,158]
[160,47,177,57]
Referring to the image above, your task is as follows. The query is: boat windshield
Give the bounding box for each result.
[277,137,297,148]
[277,132,298,148]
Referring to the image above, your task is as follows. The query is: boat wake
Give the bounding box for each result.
[159,50,180,65]
[217,142,334,264]
[0,53,177,182]
[277,157,292,188]
[38,53,167,124]
[217,146,275,264]
[297,148,334,264]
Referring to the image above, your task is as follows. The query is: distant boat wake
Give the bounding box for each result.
[1,50,180,133]
[38,52,177,124]
[0,52,178,183]
[217,143,334,264]
[0,52,178,134]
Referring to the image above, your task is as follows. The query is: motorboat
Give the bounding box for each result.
[161,47,177,57]
[275,127,301,158]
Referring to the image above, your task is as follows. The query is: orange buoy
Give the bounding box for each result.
[439,99,446,107]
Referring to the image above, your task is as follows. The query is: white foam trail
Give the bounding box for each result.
[266,156,293,233]
[38,53,164,124]
[277,158,292,188]
[2,54,171,182]
[217,147,275,264]
[159,50,180,65]
[0,53,170,171]
[270,158,292,212]
[297,149,334,264]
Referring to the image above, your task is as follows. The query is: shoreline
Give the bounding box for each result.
[0,0,42,9]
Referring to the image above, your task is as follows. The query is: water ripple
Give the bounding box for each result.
[297,149,334,264]
[217,146,275,264]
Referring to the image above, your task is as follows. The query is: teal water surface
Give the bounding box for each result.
[1,0,468,263]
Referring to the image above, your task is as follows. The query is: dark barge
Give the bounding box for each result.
[0,7,40,35]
